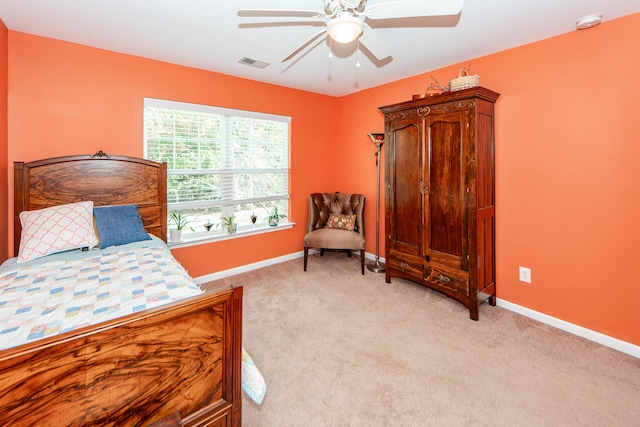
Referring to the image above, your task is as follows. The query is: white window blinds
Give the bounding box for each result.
[144,98,290,213]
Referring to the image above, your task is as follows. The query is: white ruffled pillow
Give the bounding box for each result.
[18,201,99,263]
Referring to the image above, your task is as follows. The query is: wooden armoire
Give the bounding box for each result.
[379,87,499,320]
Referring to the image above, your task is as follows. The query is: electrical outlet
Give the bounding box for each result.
[519,266,531,283]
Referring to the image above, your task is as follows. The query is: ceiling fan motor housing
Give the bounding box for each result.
[325,0,363,15]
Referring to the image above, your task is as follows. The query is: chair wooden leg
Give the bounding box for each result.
[346,249,352,258]
[304,247,309,271]
[320,248,325,257]
[360,249,365,275]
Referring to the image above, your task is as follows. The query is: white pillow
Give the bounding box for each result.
[18,201,99,263]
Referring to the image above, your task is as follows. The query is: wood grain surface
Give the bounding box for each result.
[0,288,242,426]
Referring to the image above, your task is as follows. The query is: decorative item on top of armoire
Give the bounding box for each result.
[379,86,499,320]
[413,75,448,100]
[366,132,386,274]
[449,66,480,92]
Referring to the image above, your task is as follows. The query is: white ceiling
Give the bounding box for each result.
[0,0,638,97]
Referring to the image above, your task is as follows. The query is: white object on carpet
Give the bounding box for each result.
[242,347,266,405]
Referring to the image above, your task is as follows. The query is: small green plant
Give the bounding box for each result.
[217,214,237,234]
[170,211,189,230]
[267,206,287,226]
[269,206,287,220]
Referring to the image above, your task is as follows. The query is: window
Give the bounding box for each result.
[144,98,290,239]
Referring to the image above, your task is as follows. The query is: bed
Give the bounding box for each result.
[0,152,243,426]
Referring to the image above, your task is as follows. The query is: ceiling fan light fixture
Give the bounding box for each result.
[327,14,363,44]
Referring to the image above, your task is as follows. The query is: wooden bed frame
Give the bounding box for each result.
[1,152,242,426]
[13,150,168,254]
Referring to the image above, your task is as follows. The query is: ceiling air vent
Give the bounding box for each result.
[238,57,270,69]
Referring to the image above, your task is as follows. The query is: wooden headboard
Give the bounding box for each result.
[14,151,167,256]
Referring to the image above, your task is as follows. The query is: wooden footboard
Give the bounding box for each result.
[0,286,243,427]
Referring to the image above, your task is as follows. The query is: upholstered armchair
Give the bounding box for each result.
[303,192,366,274]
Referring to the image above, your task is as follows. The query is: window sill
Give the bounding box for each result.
[167,222,295,249]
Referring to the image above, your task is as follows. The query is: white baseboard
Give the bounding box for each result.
[194,252,637,359]
[193,250,383,284]
[496,299,639,358]
[193,251,305,284]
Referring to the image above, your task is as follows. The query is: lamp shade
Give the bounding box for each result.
[327,14,364,44]
[367,133,384,144]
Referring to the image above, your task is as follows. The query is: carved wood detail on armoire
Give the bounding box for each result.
[380,87,499,320]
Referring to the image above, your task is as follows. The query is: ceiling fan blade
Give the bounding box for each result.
[359,24,392,60]
[238,9,325,18]
[281,29,328,62]
[366,0,463,20]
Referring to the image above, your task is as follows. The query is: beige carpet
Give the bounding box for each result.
[204,252,640,426]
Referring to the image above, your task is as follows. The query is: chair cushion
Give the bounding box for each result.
[326,213,356,231]
[304,228,365,250]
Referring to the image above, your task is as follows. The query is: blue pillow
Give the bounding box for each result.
[93,205,152,248]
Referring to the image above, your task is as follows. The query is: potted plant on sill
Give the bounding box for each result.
[268,206,287,227]
[169,211,189,243]
[217,214,238,235]
[203,220,214,232]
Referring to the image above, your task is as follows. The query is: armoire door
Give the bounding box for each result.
[423,110,471,295]
[386,118,422,259]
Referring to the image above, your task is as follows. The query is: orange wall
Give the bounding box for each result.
[7,31,338,275]
[338,13,640,346]
[5,13,640,346]
[0,19,7,263]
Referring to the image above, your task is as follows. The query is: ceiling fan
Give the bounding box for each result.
[238,0,464,63]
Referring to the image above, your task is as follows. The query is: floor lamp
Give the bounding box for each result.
[367,133,385,273]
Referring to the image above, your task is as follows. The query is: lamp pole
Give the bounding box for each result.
[367,133,385,273]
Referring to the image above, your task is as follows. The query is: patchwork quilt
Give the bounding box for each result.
[0,239,202,350]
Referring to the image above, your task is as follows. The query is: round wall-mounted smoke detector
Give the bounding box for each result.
[576,14,603,30]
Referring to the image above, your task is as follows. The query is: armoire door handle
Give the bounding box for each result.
[438,274,451,284]
[418,181,429,195]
